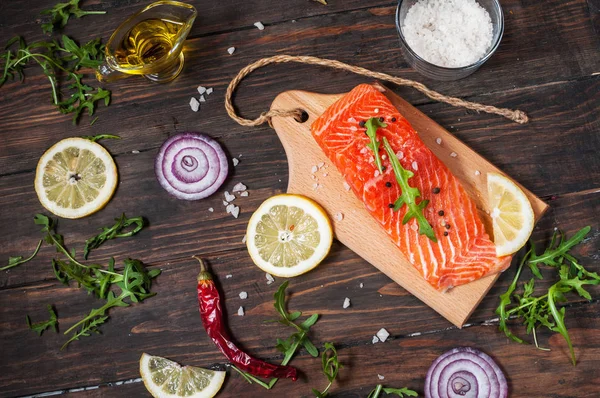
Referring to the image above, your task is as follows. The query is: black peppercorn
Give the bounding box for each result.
[379,117,384,122]
[391,117,397,122]
[445,224,451,229]
[438,210,445,216]
[385,182,392,187]
[359,120,366,127]
[382,166,387,172]
[388,203,394,208]
[443,231,449,236]
[432,187,441,194]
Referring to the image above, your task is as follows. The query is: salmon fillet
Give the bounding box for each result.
[311,84,511,291]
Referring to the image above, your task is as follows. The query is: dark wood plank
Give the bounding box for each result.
[1,190,598,396]
[1,0,599,175]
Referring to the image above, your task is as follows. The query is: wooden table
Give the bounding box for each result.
[1,1,598,397]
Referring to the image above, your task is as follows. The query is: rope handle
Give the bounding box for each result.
[224,55,529,127]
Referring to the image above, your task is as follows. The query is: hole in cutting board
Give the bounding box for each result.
[294,109,309,123]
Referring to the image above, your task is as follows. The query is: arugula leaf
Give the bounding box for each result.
[381,136,436,242]
[0,35,111,124]
[312,342,342,397]
[41,0,106,34]
[365,117,386,173]
[2,239,43,271]
[367,385,418,398]
[496,226,598,365]
[82,134,120,143]
[26,304,58,336]
[83,214,145,259]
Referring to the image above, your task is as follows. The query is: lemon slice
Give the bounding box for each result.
[140,353,225,398]
[246,194,333,277]
[34,137,118,219]
[487,172,535,256]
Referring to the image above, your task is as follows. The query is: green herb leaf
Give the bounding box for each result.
[2,239,43,271]
[365,117,386,173]
[26,304,58,336]
[83,214,144,259]
[381,136,436,242]
[40,0,106,34]
[82,134,120,143]
[312,342,342,397]
[381,387,419,397]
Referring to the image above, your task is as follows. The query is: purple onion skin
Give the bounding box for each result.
[155,132,229,200]
[425,347,508,398]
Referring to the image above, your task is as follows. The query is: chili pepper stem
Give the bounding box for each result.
[193,256,213,281]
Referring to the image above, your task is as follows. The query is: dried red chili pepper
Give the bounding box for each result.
[195,256,298,381]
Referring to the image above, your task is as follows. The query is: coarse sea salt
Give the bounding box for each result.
[343,297,351,309]
[402,0,493,68]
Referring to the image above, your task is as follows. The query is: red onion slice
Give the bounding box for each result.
[155,132,228,200]
[425,347,507,398]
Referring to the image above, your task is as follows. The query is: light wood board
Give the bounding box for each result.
[270,83,548,327]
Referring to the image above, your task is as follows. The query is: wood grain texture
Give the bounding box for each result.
[270,84,547,327]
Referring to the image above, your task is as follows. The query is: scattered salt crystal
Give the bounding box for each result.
[312,183,320,190]
[239,291,248,299]
[350,126,358,131]
[343,297,351,309]
[334,212,344,221]
[359,283,364,288]
[360,147,369,154]
[223,200,229,206]
[240,191,249,197]
[232,158,239,166]
[254,21,265,30]
[206,88,214,95]
[396,151,404,159]
[475,170,481,176]
[323,173,328,177]
[450,152,458,158]
[436,137,442,145]
[372,336,380,344]
[199,95,206,103]
[237,306,244,316]
[189,97,200,112]
[311,165,318,173]
[208,207,214,212]
[412,161,418,171]
[411,224,419,231]
[266,273,275,284]
[343,181,351,191]
[381,154,387,160]
[232,182,247,192]
[374,108,379,113]
[197,86,206,95]
[374,170,380,178]
[226,274,233,279]
[318,162,325,168]
[376,328,390,342]
[225,191,236,202]
[242,234,247,243]
[226,203,235,213]
[131,150,140,154]
[227,47,235,55]
[348,117,357,123]
[378,374,385,380]
[402,0,494,68]
[231,206,240,218]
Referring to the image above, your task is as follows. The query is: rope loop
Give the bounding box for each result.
[224,55,529,127]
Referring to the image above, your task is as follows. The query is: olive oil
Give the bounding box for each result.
[113,18,183,70]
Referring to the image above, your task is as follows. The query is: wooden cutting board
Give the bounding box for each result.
[270,83,548,327]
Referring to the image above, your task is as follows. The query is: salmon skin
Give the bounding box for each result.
[311,84,511,291]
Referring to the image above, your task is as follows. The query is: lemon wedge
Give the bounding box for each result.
[246,194,333,277]
[487,172,535,256]
[140,353,225,398]
[34,137,118,219]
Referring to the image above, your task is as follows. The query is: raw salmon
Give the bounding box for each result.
[311,84,511,291]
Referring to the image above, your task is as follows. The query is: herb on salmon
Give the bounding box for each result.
[365,117,386,173]
[26,304,58,336]
[496,226,599,365]
[382,137,436,242]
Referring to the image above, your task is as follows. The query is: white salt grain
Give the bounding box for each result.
[208,207,214,212]
[450,152,458,158]
[334,212,344,221]
[226,274,233,279]
[412,161,418,171]
[227,47,236,55]
[239,291,248,299]
[343,181,351,191]
[199,95,206,103]
[266,273,275,284]
[378,374,385,380]
[132,150,140,154]
[402,0,494,68]
[372,336,380,344]
[318,162,325,168]
[206,87,214,95]
[225,191,236,202]
[197,86,207,95]
[376,328,390,342]
[189,97,200,112]
[226,203,235,213]
[343,297,351,309]
[232,158,239,166]
[360,283,364,288]
[475,170,481,176]
[231,206,240,218]
[240,191,249,197]
[436,137,442,145]
[254,21,265,30]
[232,182,247,192]
[311,165,318,173]
[242,234,247,243]
[396,151,404,160]
[238,306,244,316]
[223,200,229,206]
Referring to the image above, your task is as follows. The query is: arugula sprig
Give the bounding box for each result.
[367,385,418,398]
[26,304,58,336]
[82,134,121,143]
[496,226,599,365]
[382,136,436,242]
[0,35,110,124]
[1,239,43,271]
[83,214,145,259]
[365,117,386,173]
[41,0,106,34]
[312,342,342,397]
[233,281,320,389]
